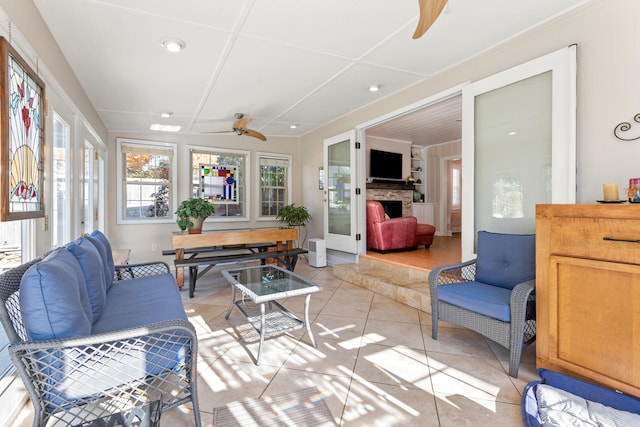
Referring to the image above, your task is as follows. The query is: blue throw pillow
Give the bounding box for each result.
[86,231,115,290]
[19,248,92,340]
[67,237,107,323]
[475,231,536,290]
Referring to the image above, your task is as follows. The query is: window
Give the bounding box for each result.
[258,154,291,218]
[52,113,70,247]
[189,147,248,220]
[117,138,177,224]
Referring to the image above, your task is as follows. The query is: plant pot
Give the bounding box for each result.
[187,216,204,234]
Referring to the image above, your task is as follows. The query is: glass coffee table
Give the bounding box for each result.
[222,265,323,365]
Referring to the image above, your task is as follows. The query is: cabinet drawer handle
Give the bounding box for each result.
[603,237,640,244]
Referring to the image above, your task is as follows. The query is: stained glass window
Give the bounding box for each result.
[0,38,45,221]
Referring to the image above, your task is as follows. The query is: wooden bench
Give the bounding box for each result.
[170,228,308,298]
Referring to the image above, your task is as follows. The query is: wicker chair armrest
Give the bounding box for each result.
[11,318,196,352]
[115,261,170,280]
[510,279,536,347]
[428,259,477,302]
[510,280,535,307]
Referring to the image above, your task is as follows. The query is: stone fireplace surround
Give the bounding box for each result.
[366,183,414,217]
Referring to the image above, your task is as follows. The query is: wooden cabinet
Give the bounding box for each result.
[536,204,640,397]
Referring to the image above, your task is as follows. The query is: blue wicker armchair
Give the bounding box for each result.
[428,231,536,378]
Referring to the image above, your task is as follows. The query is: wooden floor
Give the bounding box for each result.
[363,233,461,271]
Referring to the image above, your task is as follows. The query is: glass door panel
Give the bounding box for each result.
[461,46,576,260]
[324,131,358,253]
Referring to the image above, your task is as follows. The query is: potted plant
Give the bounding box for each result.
[175,198,215,234]
[276,203,311,249]
[276,203,311,227]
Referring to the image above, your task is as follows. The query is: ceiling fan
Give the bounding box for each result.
[413,0,447,39]
[206,113,267,141]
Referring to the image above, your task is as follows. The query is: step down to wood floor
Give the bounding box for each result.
[332,256,432,313]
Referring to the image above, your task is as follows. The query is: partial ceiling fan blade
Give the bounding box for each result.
[412,0,447,39]
[243,129,267,142]
[202,130,233,134]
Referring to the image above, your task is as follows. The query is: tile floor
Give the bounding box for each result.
[13,258,539,426]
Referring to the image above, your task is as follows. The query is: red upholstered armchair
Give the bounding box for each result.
[366,200,418,252]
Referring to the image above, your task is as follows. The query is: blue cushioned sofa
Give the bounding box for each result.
[0,231,200,427]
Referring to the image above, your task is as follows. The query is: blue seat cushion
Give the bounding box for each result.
[438,281,512,322]
[475,231,536,290]
[20,248,92,340]
[67,238,107,323]
[86,230,115,291]
[92,273,186,334]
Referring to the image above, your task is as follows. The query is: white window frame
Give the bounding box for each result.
[116,138,177,225]
[187,145,250,222]
[51,112,71,247]
[256,152,292,221]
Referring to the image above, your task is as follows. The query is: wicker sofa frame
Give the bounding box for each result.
[0,258,201,427]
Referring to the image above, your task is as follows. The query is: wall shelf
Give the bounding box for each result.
[411,145,426,201]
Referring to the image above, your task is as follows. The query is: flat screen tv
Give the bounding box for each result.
[370,149,403,180]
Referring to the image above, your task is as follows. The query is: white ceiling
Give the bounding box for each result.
[33,0,590,143]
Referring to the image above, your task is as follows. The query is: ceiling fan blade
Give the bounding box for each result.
[412,0,447,39]
[233,116,251,130]
[243,129,267,142]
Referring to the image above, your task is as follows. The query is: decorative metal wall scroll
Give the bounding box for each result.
[0,37,46,221]
[614,113,640,141]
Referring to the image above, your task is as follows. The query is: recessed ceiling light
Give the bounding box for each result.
[150,124,181,132]
[160,112,173,118]
[508,131,517,136]
[159,38,186,53]
[368,85,380,92]
[290,124,298,129]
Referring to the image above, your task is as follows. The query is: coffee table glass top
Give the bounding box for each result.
[222,265,321,303]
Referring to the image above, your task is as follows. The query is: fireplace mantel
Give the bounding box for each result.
[366,182,414,191]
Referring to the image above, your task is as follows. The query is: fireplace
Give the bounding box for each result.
[377,200,403,218]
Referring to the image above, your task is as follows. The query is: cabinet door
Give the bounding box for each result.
[548,255,640,394]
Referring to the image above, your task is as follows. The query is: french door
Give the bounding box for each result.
[461,46,576,260]
[323,131,359,253]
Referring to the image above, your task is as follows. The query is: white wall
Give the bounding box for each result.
[300,0,640,243]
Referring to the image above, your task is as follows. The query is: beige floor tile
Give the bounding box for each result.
[434,393,522,427]
[197,357,279,410]
[353,343,432,391]
[362,319,426,350]
[427,353,521,404]
[283,339,360,377]
[424,327,495,358]
[313,313,368,343]
[331,282,375,302]
[368,294,421,323]
[262,368,351,426]
[342,380,439,427]
[320,298,372,319]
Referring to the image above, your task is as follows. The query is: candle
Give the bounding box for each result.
[603,183,619,201]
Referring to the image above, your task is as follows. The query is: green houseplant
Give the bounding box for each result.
[176,198,215,233]
[276,203,311,227]
[276,203,312,249]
